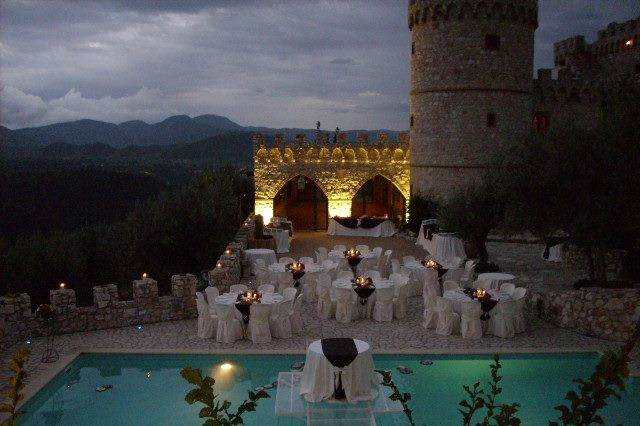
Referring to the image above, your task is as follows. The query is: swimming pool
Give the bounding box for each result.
[18,352,640,425]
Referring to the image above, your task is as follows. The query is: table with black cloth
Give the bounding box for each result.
[300,338,378,403]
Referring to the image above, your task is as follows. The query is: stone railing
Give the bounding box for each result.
[535,287,640,342]
[0,215,255,349]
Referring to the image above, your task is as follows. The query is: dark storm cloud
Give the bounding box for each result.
[0,0,638,130]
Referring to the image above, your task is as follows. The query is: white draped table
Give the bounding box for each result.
[328,249,379,272]
[327,219,395,237]
[418,232,466,268]
[263,228,290,254]
[300,339,378,403]
[443,289,511,315]
[332,277,395,290]
[477,273,516,290]
[268,261,338,299]
[245,249,277,273]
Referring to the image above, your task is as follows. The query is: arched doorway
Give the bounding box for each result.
[273,176,328,230]
[351,175,406,225]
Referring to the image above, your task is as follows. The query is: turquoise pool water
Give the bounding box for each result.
[18,352,640,425]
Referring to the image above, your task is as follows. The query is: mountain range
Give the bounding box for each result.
[1,114,402,149]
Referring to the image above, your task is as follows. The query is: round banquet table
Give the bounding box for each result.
[332,277,395,290]
[300,339,378,403]
[268,261,338,300]
[214,292,284,306]
[477,273,516,290]
[443,289,511,315]
[328,250,378,271]
[244,249,277,273]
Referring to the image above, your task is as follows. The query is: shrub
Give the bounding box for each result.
[407,194,438,234]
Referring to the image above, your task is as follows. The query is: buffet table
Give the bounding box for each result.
[327,218,395,237]
[300,339,378,403]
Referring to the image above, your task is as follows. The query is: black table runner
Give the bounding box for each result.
[359,217,386,229]
[353,286,376,305]
[321,338,358,368]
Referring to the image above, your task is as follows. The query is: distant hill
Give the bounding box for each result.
[1,114,403,149]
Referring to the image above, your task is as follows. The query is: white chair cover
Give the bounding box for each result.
[269,300,292,339]
[513,288,527,333]
[289,294,304,333]
[490,300,516,338]
[279,256,295,264]
[196,292,216,339]
[333,244,346,252]
[460,301,482,339]
[460,260,476,283]
[500,283,516,296]
[422,268,441,303]
[393,283,408,320]
[335,287,357,323]
[435,297,460,335]
[215,303,243,343]
[277,273,292,293]
[248,303,272,343]
[373,287,394,322]
[443,280,460,292]
[204,286,220,316]
[422,293,439,329]
[371,247,383,259]
[258,284,275,293]
[299,256,315,265]
[316,247,329,263]
[316,281,335,320]
[380,250,392,275]
[230,284,248,294]
[282,287,298,306]
[337,270,354,280]
[391,259,400,274]
[253,261,269,286]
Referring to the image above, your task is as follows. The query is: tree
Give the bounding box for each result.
[438,184,502,264]
[490,84,640,283]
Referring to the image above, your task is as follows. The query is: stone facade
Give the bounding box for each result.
[253,133,410,221]
[408,0,538,197]
[533,16,640,134]
[537,288,640,342]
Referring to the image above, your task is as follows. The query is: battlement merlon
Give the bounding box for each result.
[252,131,410,148]
[408,0,538,30]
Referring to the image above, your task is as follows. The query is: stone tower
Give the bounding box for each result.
[408,0,538,196]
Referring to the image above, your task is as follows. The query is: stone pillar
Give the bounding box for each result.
[133,277,159,321]
[50,288,76,314]
[171,274,197,317]
[0,293,32,345]
[92,284,119,309]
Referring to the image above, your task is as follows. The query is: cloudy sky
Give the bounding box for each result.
[1,0,638,130]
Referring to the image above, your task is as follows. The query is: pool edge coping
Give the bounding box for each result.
[18,345,638,413]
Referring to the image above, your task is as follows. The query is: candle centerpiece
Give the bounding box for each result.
[286,261,306,288]
[351,275,376,305]
[421,258,448,278]
[343,248,363,277]
[235,290,262,325]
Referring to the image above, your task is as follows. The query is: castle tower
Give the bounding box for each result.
[408,0,538,196]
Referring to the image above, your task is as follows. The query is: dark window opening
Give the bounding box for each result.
[486,113,497,128]
[411,42,415,55]
[532,112,550,134]
[485,34,500,51]
[410,115,414,127]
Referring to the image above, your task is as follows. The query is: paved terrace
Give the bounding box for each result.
[2,232,637,407]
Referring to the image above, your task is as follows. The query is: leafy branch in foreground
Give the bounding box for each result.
[549,349,629,426]
[180,367,270,426]
[374,369,415,426]
[458,354,521,426]
[0,348,30,426]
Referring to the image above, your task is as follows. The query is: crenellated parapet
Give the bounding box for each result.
[408,0,538,29]
[253,131,410,167]
[533,76,604,105]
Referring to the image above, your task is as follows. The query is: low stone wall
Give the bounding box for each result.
[536,288,640,342]
[1,215,255,349]
[563,244,625,276]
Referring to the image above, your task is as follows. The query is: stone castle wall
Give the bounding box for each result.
[253,133,410,219]
[0,216,255,349]
[408,0,538,197]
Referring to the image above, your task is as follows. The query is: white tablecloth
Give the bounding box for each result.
[542,244,563,262]
[300,339,378,403]
[328,250,379,272]
[263,228,290,254]
[443,289,510,315]
[418,232,466,268]
[332,277,395,290]
[476,273,516,290]
[215,292,284,306]
[327,219,395,237]
[245,249,277,273]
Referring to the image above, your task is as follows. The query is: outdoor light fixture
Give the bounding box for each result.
[216,261,224,269]
[142,272,148,279]
[626,39,633,47]
[59,282,66,289]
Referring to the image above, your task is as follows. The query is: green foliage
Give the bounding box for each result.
[407,194,439,234]
[550,350,629,426]
[1,166,252,305]
[374,369,415,426]
[437,184,502,263]
[0,348,30,426]
[458,354,521,426]
[180,367,270,426]
[490,85,640,282]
